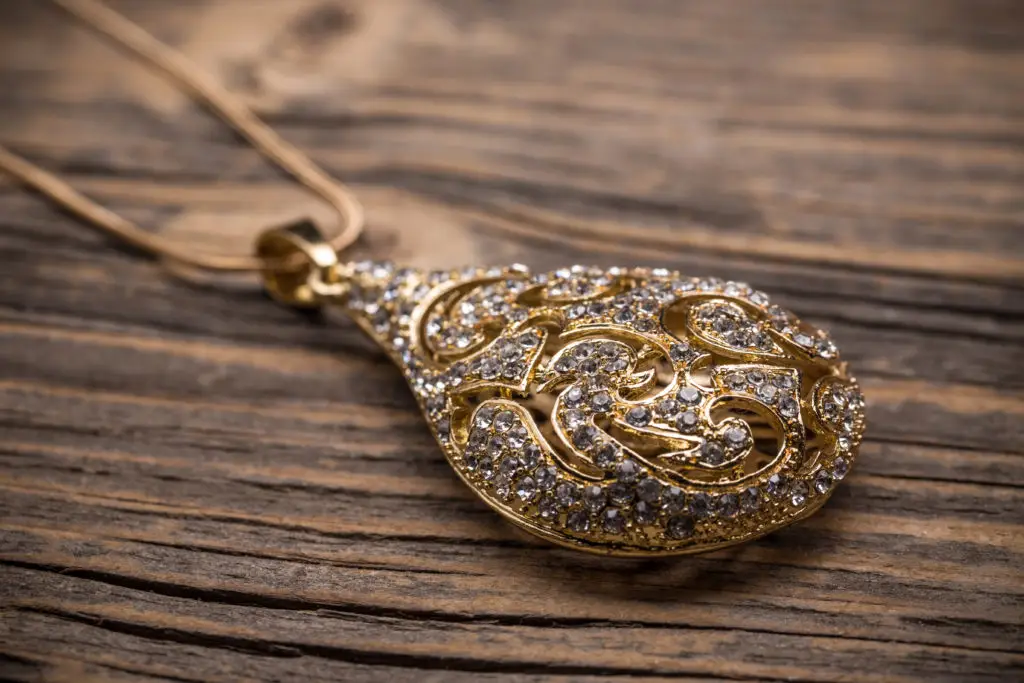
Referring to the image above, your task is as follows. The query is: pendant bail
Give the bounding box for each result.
[254,219,343,307]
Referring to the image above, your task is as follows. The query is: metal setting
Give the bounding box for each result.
[319,261,866,556]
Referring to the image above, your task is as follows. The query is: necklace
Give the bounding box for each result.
[1,0,865,557]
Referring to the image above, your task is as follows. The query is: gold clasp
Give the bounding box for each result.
[254,219,346,307]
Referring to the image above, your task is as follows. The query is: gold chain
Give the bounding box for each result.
[0,0,364,273]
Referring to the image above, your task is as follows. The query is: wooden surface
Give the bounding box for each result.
[1,0,1023,681]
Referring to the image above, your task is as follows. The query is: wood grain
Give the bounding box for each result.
[1,0,1022,681]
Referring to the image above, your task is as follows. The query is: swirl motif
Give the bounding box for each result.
[341,262,865,555]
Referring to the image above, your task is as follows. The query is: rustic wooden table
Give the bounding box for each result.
[2,1,1022,681]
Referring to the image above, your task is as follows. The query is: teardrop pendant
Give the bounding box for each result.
[257,229,865,556]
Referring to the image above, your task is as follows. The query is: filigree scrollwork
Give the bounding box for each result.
[340,261,865,555]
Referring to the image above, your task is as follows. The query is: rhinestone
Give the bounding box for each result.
[625,406,652,427]
[573,344,594,359]
[717,494,739,518]
[794,333,814,348]
[499,457,520,478]
[750,291,770,306]
[554,481,580,507]
[666,515,695,540]
[494,411,515,432]
[756,384,778,403]
[538,495,558,520]
[723,426,748,448]
[662,486,686,513]
[594,442,620,469]
[766,474,787,497]
[566,510,590,532]
[725,372,747,390]
[814,470,834,494]
[572,425,599,450]
[613,308,635,323]
[669,343,692,362]
[562,409,585,428]
[790,481,809,506]
[601,508,626,534]
[689,492,713,518]
[676,386,701,405]
[563,385,584,406]
[553,357,576,374]
[535,465,557,490]
[633,500,657,525]
[436,418,451,439]
[779,396,800,419]
[518,333,540,348]
[607,482,634,505]
[833,457,850,479]
[494,475,511,498]
[590,391,613,412]
[487,436,505,456]
[604,357,628,373]
[615,458,640,484]
[508,426,528,449]
[463,455,479,471]
[598,343,619,357]
[479,457,494,480]
[497,341,522,362]
[522,443,541,469]
[740,487,760,512]
[474,407,495,429]
[747,370,766,385]
[583,485,606,512]
[773,374,795,389]
[633,318,655,332]
[701,441,726,466]
[578,358,599,375]
[515,476,537,502]
[656,398,679,417]
[479,358,500,380]
[636,477,662,503]
[675,410,700,433]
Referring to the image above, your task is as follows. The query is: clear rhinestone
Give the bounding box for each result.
[747,370,766,385]
[607,482,634,506]
[535,465,557,490]
[479,358,500,380]
[494,475,511,498]
[779,396,799,419]
[750,291,770,306]
[725,372,747,390]
[553,357,575,374]
[636,477,662,503]
[633,500,657,525]
[689,492,713,518]
[766,474,787,497]
[701,441,726,466]
[572,425,599,450]
[604,357,628,373]
[666,515,695,540]
[499,457,520,478]
[790,481,809,506]
[578,358,600,375]
[601,508,626,534]
[538,495,558,520]
[794,333,814,348]
[498,341,522,362]
[583,485,607,512]
[518,333,540,348]
[562,409,585,428]
[833,457,850,479]
[723,426,748,449]
[566,510,590,532]
[662,486,686,513]
[521,443,541,469]
[669,343,692,362]
[773,374,795,390]
[594,442,620,469]
[436,418,451,440]
[625,406,652,427]
[554,481,580,507]
[508,426,528,449]
[564,385,584,406]
[676,386,701,405]
[615,458,640,484]
[613,308,635,324]
[740,487,760,512]
[717,494,739,518]
[676,410,700,433]
[474,407,495,429]
[756,384,778,403]
[814,470,834,494]
[656,398,679,418]
[478,457,494,480]
[463,455,479,472]
[487,436,505,456]
[494,411,515,433]
[516,476,537,502]
[590,391,613,413]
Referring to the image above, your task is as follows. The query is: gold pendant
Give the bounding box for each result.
[259,224,866,556]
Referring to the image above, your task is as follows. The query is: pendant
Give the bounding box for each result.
[258,224,865,556]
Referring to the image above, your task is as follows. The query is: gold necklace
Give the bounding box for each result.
[0,0,865,556]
